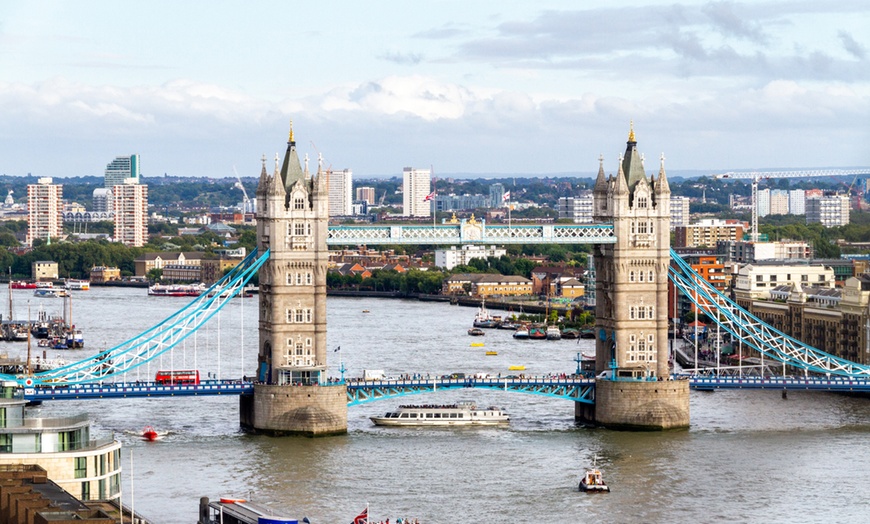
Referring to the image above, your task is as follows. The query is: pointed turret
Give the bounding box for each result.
[654,152,671,195]
[621,121,647,194]
[614,155,629,196]
[256,154,268,197]
[593,154,608,195]
[279,121,305,193]
[267,153,287,197]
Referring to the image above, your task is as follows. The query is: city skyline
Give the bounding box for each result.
[0,1,868,179]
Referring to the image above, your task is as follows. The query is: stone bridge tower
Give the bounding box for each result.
[239,126,347,436]
[575,125,689,430]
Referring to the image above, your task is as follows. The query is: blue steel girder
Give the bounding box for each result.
[346,378,596,406]
[327,223,615,246]
[668,249,870,379]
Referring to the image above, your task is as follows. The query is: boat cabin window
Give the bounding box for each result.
[426,413,433,418]
[399,413,409,418]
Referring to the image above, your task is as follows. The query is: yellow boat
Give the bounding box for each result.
[470,342,485,347]
[486,351,498,356]
[509,365,525,371]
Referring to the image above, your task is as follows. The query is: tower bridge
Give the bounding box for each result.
[8,125,868,435]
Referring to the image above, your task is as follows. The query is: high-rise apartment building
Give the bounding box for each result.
[558,193,593,223]
[355,186,375,205]
[489,183,506,208]
[105,154,140,187]
[93,188,113,213]
[670,196,690,230]
[789,189,806,215]
[327,169,353,217]
[26,177,63,246]
[757,188,770,217]
[769,189,789,215]
[806,193,850,227]
[113,179,148,247]
[402,167,431,217]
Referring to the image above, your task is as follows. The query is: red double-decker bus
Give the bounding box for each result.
[154,370,200,385]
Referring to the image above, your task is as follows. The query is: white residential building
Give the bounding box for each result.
[769,189,789,215]
[113,179,148,247]
[670,196,690,230]
[26,177,63,246]
[558,193,593,223]
[435,245,507,270]
[806,193,850,227]
[733,263,835,301]
[402,167,431,217]
[789,189,806,215]
[327,169,353,216]
[757,188,770,217]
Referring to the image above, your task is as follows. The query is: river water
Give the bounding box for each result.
[3,287,870,523]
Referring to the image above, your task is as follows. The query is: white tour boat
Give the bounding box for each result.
[370,401,510,427]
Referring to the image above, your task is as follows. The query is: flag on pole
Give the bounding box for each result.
[351,507,368,524]
[334,346,341,352]
[423,191,436,202]
[502,191,511,202]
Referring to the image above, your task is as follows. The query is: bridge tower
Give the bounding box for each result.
[239,126,347,436]
[576,124,690,429]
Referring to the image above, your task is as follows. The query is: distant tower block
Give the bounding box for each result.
[575,124,689,430]
[239,125,347,436]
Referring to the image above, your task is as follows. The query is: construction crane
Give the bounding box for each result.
[714,168,870,242]
[232,166,251,214]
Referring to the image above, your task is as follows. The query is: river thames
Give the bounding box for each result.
[3,286,870,523]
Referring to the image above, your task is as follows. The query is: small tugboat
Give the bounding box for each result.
[579,460,610,493]
[468,327,485,336]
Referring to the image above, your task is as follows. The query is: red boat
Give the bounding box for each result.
[10,281,37,289]
[142,426,159,441]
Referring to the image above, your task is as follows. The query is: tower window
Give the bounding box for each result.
[294,223,305,236]
[637,196,648,208]
[294,198,305,210]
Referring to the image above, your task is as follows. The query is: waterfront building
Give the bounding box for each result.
[717,240,813,263]
[134,251,204,277]
[26,177,63,246]
[327,169,353,217]
[806,193,850,227]
[674,219,745,248]
[670,196,690,230]
[31,260,58,281]
[0,392,122,503]
[435,245,506,270]
[735,274,870,365]
[530,265,586,296]
[104,154,140,187]
[789,189,805,215]
[355,186,375,205]
[668,251,728,320]
[732,262,834,304]
[557,193,593,223]
[112,179,148,247]
[90,266,121,283]
[402,167,431,217]
[442,273,532,298]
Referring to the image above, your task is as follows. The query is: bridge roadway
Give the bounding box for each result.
[20,374,870,401]
[326,223,616,246]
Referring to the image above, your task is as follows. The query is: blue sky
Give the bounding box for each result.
[1,1,868,179]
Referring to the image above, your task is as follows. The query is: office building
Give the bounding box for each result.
[113,179,148,247]
[402,167,431,217]
[806,193,850,227]
[489,183,506,208]
[327,169,353,217]
[104,154,140,187]
[26,177,63,246]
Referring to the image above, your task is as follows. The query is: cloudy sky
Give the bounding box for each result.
[1,1,868,179]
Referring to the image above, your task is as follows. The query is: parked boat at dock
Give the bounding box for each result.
[148,283,206,297]
[513,325,530,339]
[9,281,37,290]
[472,299,499,328]
[371,401,510,426]
[64,279,90,291]
[546,325,562,340]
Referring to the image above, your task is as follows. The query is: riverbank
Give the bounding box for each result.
[326,289,577,315]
